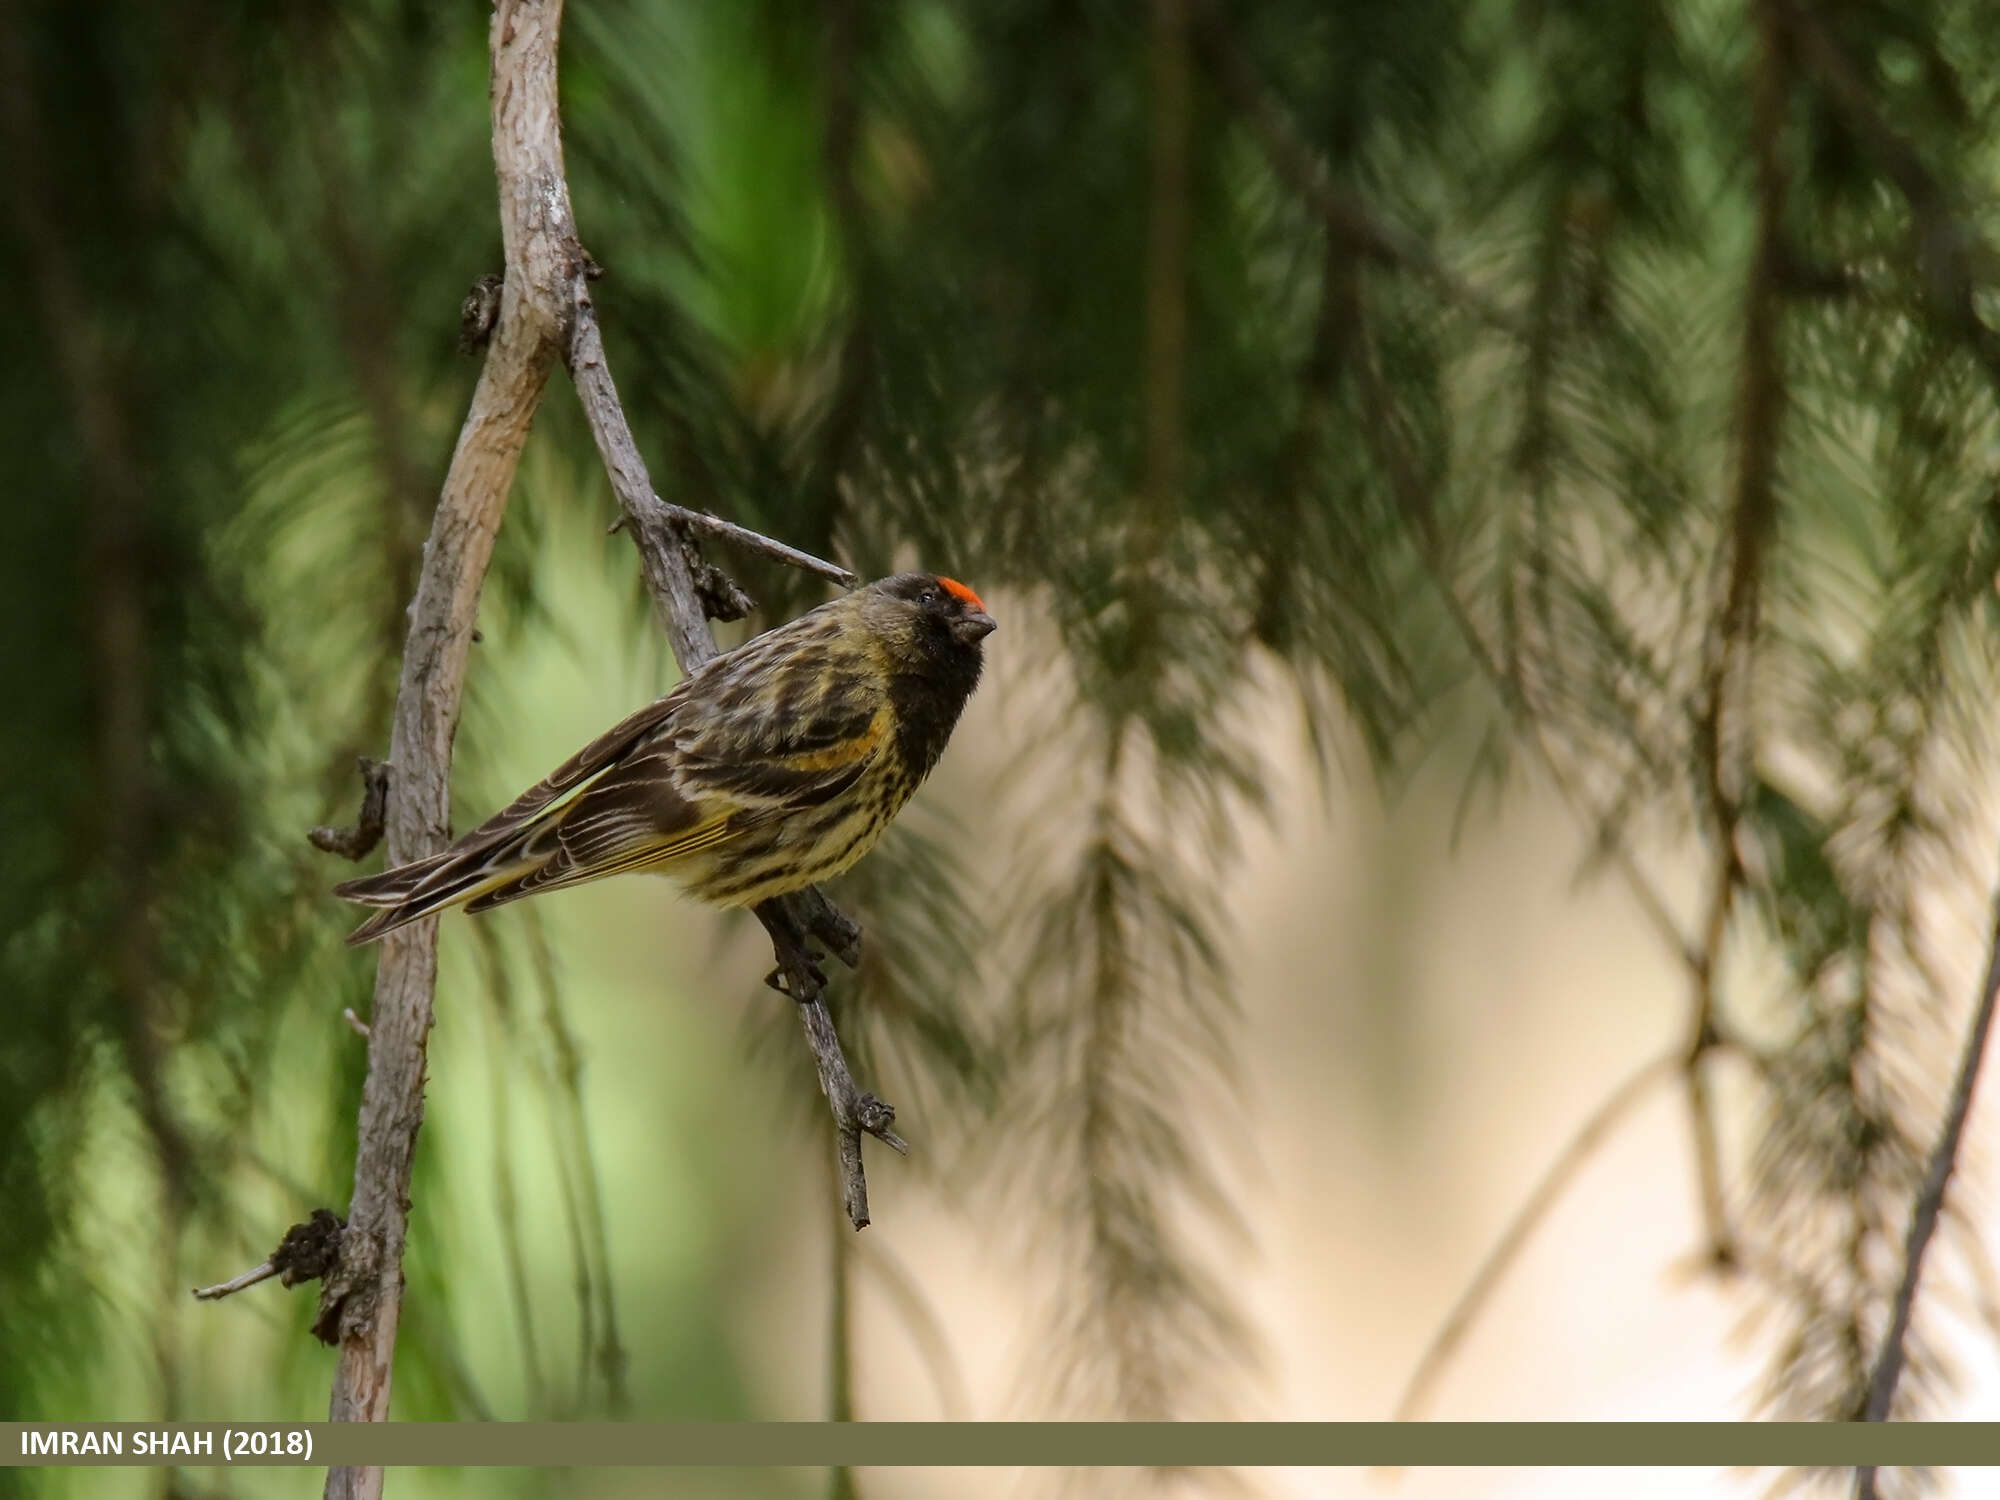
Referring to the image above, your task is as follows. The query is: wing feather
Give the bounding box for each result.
[336,589,897,943]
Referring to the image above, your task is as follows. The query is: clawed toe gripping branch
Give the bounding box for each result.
[191,3,903,1487]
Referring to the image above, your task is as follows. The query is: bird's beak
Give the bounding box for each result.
[955,610,997,643]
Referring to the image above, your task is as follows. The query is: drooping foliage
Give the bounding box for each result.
[8,0,2000,1492]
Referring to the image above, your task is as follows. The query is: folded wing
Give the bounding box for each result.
[336,610,889,944]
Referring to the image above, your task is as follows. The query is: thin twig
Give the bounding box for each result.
[194,1209,347,1303]
[1393,1051,1680,1421]
[191,1261,279,1302]
[1685,853,1739,1267]
[656,499,856,588]
[1851,878,2000,1486]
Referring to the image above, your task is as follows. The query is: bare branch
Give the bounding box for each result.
[309,4,579,1492]
[191,1261,279,1302]
[1393,1051,1679,1421]
[566,278,720,672]
[655,499,857,588]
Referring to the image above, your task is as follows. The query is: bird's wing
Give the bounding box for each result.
[338,594,886,928]
[664,618,890,817]
[332,691,685,908]
[460,620,889,911]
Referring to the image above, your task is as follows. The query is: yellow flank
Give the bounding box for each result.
[679,753,905,908]
[772,706,888,774]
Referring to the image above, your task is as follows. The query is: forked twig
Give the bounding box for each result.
[658,499,856,588]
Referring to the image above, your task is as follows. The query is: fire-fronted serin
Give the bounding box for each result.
[335,572,994,945]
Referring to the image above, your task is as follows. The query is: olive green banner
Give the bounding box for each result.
[1,1422,1995,1467]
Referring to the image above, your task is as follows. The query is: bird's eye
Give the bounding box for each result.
[919,589,938,606]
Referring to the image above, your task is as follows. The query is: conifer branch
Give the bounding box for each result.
[1777,0,2000,385]
[1685,858,1738,1267]
[1853,869,2000,1488]
[1355,295,1754,1413]
[808,0,872,546]
[1677,0,1794,1276]
[1352,300,1703,978]
[1192,0,1526,339]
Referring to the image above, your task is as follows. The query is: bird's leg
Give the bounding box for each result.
[755,898,828,1000]
[790,888,863,970]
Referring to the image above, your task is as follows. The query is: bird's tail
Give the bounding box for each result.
[333,832,547,947]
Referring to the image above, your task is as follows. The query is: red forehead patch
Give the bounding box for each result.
[938,576,986,613]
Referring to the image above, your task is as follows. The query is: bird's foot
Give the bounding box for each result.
[762,951,829,1000]
[756,897,835,1001]
[800,893,863,971]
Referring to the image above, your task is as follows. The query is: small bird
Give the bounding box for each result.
[336,571,995,946]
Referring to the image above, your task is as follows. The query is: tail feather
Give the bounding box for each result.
[332,689,717,945]
[332,850,461,907]
[337,830,554,946]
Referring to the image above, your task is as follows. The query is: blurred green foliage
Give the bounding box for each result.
[7,0,2000,1495]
